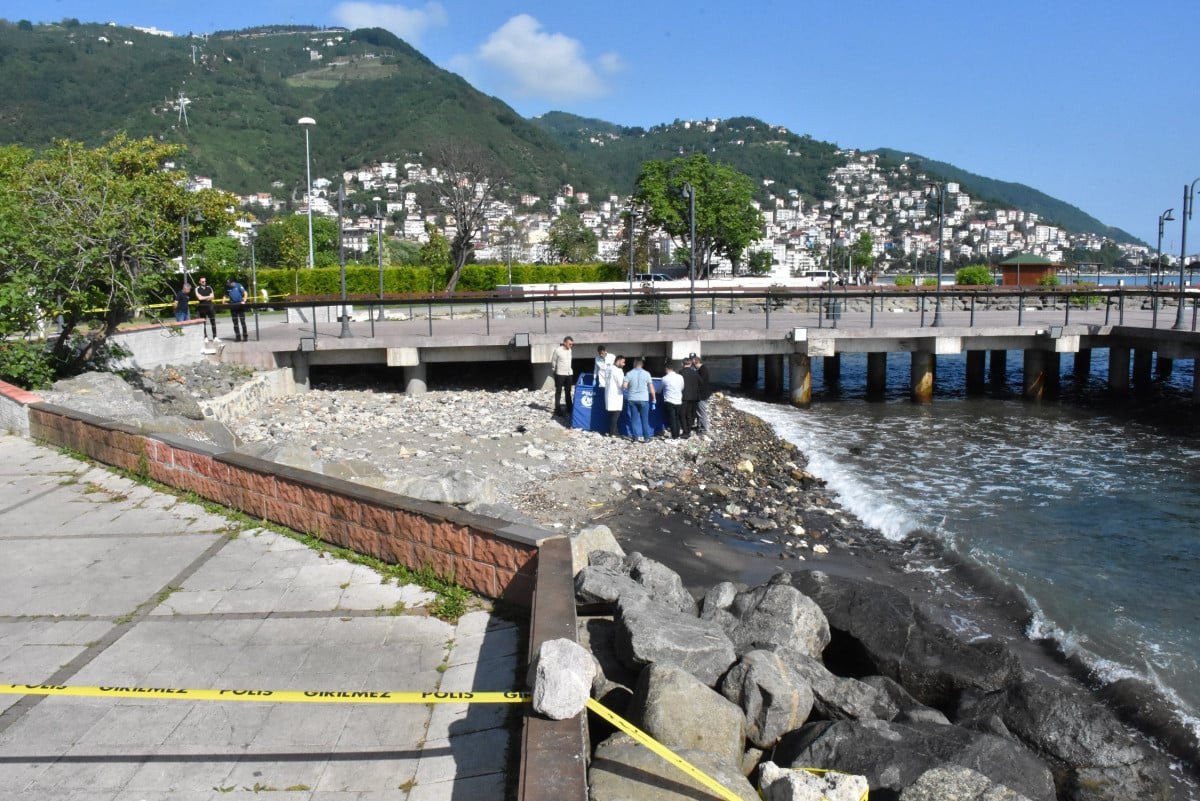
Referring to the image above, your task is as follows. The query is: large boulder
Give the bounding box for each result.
[759,761,870,801]
[569,524,625,576]
[729,577,830,659]
[632,664,747,768]
[774,719,1056,801]
[627,552,697,615]
[721,650,815,749]
[615,596,737,687]
[791,655,899,722]
[589,733,759,801]
[529,637,595,720]
[900,766,1033,801]
[791,571,1022,708]
[576,564,651,608]
[393,468,495,505]
[957,679,1171,801]
[862,675,950,726]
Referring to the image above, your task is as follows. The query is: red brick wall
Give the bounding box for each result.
[28,403,539,606]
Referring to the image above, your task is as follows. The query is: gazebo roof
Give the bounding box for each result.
[999,253,1055,266]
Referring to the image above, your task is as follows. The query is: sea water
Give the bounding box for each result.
[716,351,1200,749]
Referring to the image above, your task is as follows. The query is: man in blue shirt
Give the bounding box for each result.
[621,357,656,442]
[225,278,248,342]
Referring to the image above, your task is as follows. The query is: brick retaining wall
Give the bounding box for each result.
[27,402,547,606]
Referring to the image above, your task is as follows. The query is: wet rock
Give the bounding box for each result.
[615,595,737,687]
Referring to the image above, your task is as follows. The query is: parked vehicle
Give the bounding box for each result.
[793,270,842,287]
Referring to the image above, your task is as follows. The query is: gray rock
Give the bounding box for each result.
[791,655,898,722]
[729,580,829,659]
[569,524,625,576]
[44,371,158,421]
[588,549,625,570]
[632,664,747,768]
[136,416,240,451]
[530,637,595,720]
[576,564,651,608]
[627,551,697,615]
[393,469,495,505]
[702,581,742,614]
[759,760,869,801]
[862,675,950,725]
[791,571,1022,709]
[590,733,759,801]
[615,595,737,687]
[957,680,1171,801]
[900,766,1033,801]
[721,650,814,749]
[462,500,538,526]
[774,719,1056,801]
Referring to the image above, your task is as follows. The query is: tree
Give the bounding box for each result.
[614,209,652,275]
[418,222,451,281]
[433,144,507,293]
[747,250,774,275]
[633,153,762,278]
[0,135,234,377]
[547,210,598,263]
[851,231,874,271]
[253,215,337,269]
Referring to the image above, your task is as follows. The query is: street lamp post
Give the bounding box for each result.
[375,200,386,321]
[337,185,351,338]
[928,182,946,327]
[298,117,316,270]
[1156,207,1174,295]
[179,215,193,287]
[1174,179,1199,330]
[681,182,699,330]
[626,202,636,316]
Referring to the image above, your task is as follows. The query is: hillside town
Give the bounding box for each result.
[215,121,1150,279]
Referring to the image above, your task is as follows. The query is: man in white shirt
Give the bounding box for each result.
[660,362,685,439]
[594,345,615,389]
[550,336,574,417]
[604,355,626,436]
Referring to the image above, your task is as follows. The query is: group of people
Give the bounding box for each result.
[173,277,249,343]
[550,336,712,443]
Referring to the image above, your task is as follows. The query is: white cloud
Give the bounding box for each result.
[597,52,625,75]
[474,15,612,102]
[331,2,448,44]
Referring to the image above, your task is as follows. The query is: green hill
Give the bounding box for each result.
[873,148,1139,244]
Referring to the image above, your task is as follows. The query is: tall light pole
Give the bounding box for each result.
[1156,207,1174,291]
[928,182,946,327]
[681,182,699,330]
[179,215,193,287]
[337,185,351,338]
[298,117,316,270]
[374,197,386,320]
[626,201,636,316]
[1175,180,1200,330]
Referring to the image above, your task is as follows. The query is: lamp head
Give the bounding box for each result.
[1163,209,1175,222]
[298,116,316,127]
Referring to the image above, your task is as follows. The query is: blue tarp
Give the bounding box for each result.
[572,373,665,436]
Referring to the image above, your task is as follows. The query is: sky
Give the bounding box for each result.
[4,0,1199,248]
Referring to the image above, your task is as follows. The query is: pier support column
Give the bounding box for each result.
[1157,355,1174,380]
[764,354,785,397]
[789,354,812,407]
[1108,347,1130,395]
[1073,348,1092,381]
[291,353,311,392]
[1045,351,1061,397]
[1023,349,1047,401]
[866,352,887,401]
[823,354,841,385]
[403,363,428,396]
[1194,359,1200,403]
[1133,347,1153,391]
[531,362,553,393]
[989,350,1008,387]
[741,356,759,390]
[910,351,934,403]
[965,351,986,396]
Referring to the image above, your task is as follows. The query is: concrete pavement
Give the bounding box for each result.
[0,434,522,801]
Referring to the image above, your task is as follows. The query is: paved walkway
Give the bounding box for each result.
[0,434,521,801]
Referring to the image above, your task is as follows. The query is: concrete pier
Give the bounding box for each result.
[1108,347,1130,394]
[764,354,784,396]
[1133,347,1153,390]
[866,352,887,400]
[1024,349,1047,400]
[966,350,986,395]
[911,351,934,403]
[789,353,812,407]
[989,349,1008,386]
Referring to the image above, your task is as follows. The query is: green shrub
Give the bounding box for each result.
[1038,273,1061,287]
[921,277,938,287]
[894,275,915,287]
[955,265,995,285]
[0,341,55,389]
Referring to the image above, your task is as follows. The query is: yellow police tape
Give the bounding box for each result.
[0,683,860,801]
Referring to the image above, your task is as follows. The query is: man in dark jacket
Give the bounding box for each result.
[680,357,700,437]
[692,354,712,435]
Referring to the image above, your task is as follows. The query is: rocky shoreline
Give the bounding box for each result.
[39,363,1199,800]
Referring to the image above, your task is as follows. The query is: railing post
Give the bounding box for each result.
[427,298,433,336]
[485,300,491,336]
[1064,291,1071,326]
[869,292,876,328]
[542,299,548,334]
[711,294,716,329]
[766,295,771,329]
[600,296,605,333]
[369,304,375,338]
[1104,292,1111,325]
[312,304,318,342]
[1017,290,1024,326]
[1152,291,1158,328]
[920,294,926,327]
[1193,297,1198,332]
[1119,291,1125,325]
[969,294,976,327]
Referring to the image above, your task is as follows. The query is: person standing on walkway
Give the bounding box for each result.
[681,356,700,437]
[660,362,685,438]
[622,357,655,442]
[174,284,191,322]
[605,355,626,437]
[550,336,575,417]
[225,278,249,342]
[692,353,712,436]
[194,277,217,342]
